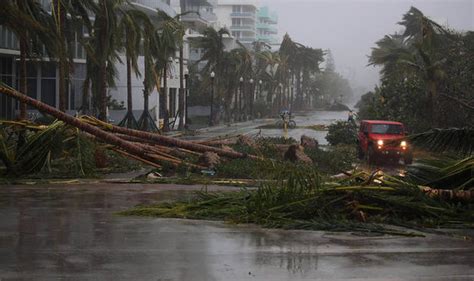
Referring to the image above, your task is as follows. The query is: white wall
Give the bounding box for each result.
[215,5,233,29]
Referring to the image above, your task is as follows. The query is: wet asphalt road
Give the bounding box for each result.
[181,110,348,145]
[1,183,474,281]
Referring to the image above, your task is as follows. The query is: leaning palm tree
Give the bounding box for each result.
[137,15,160,132]
[234,45,254,119]
[191,27,229,125]
[369,7,451,127]
[117,9,150,129]
[82,0,124,121]
[147,10,183,132]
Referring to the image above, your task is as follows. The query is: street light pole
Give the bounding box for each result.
[249,78,254,120]
[184,67,189,129]
[209,71,215,126]
[279,83,284,110]
[239,77,243,121]
[259,80,263,101]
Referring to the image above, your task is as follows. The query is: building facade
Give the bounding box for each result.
[215,0,259,48]
[0,7,86,120]
[257,6,278,46]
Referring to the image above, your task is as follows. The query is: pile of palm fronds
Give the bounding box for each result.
[0,120,96,176]
[407,157,474,189]
[120,163,473,237]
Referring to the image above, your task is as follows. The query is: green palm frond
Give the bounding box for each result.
[407,156,474,189]
[409,127,474,155]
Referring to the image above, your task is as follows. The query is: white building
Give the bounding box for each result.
[215,0,259,48]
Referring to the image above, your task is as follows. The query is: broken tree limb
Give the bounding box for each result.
[80,116,259,160]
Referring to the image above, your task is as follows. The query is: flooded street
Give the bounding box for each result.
[184,110,348,145]
[1,183,473,280]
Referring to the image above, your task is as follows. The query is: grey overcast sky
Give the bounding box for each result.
[260,0,474,95]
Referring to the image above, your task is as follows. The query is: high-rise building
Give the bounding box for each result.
[215,0,259,47]
[256,6,278,46]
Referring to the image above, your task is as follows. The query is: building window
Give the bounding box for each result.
[41,62,56,107]
[0,56,15,119]
[232,5,241,13]
[169,88,177,117]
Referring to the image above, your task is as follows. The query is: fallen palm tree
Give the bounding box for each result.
[79,115,259,160]
[0,84,258,172]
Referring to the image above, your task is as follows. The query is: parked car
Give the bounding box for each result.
[357,120,413,165]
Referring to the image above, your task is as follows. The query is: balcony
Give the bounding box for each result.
[257,34,278,44]
[130,0,176,17]
[230,25,256,32]
[237,37,256,43]
[181,10,217,28]
[230,12,256,19]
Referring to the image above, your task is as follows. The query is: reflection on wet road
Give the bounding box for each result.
[182,111,348,145]
[1,184,473,280]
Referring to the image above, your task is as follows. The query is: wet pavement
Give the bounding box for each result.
[1,183,473,281]
[181,110,348,145]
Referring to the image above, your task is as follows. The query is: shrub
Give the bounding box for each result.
[325,121,357,146]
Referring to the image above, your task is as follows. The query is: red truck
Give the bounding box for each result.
[357,120,413,165]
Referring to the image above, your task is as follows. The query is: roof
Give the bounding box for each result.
[361,120,404,125]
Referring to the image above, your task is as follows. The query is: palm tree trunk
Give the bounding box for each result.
[163,65,170,132]
[55,0,67,112]
[19,38,27,120]
[98,64,108,121]
[1,84,260,160]
[143,89,149,129]
[58,58,67,112]
[82,73,91,114]
[178,45,185,130]
[126,55,133,115]
[428,80,438,128]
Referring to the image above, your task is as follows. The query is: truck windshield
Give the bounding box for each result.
[371,124,403,134]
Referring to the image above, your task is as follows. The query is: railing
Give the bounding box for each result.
[230,12,256,18]
[230,25,256,31]
[237,37,256,42]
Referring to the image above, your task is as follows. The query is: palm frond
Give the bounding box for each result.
[409,127,474,155]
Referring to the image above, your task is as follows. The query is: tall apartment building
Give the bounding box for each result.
[215,0,259,48]
[257,6,278,46]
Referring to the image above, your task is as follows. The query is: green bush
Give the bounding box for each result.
[306,145,356,174]
[325,121,357,146]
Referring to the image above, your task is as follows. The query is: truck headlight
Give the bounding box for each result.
[377,140,384,149]
[401,141,407,150]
